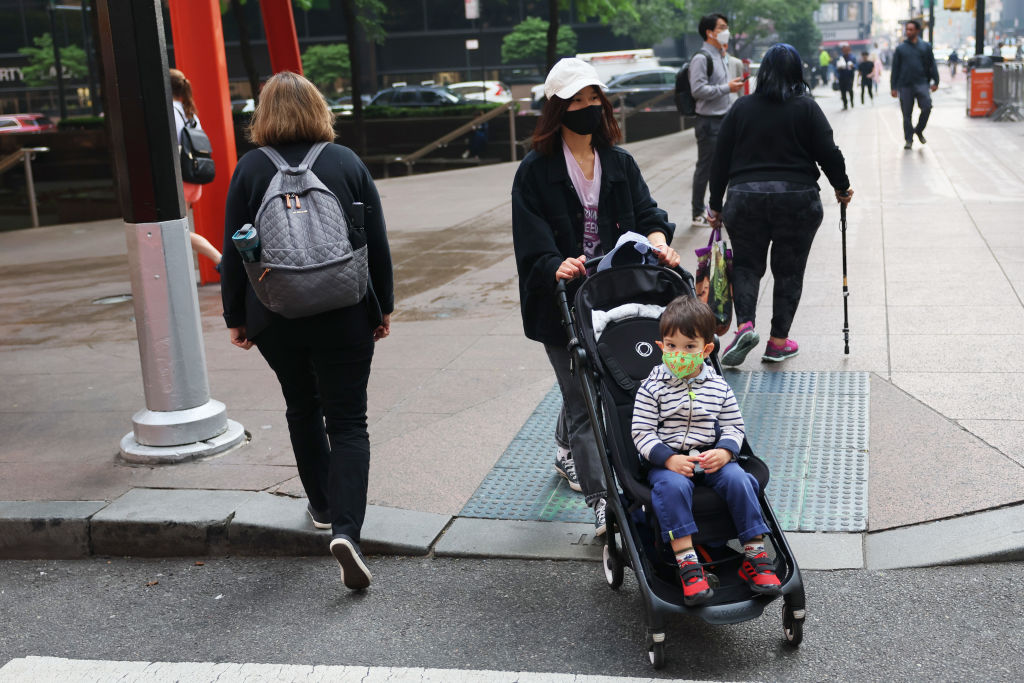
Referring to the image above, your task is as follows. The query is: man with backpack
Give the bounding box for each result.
[679,13,745,228]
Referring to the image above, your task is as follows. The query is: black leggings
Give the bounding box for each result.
[722,183,824,339]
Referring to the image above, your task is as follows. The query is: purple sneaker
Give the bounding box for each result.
[762,338,799,363]
[721,322,760,366]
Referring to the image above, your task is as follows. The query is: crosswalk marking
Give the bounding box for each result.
[0,656,725,683]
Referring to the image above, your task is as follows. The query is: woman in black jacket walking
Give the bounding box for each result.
[221,72,394,590]
[512,58,679,535]
[708,44,853,366]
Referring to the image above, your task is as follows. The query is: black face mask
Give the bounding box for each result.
[562,104,603,136]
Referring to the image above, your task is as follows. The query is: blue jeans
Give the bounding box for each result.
[899,83,932,142]
[648,462,769,543]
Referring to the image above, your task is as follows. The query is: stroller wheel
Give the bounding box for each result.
[602,542,624,589]
[646,636,666,669]
[783,604,804,646]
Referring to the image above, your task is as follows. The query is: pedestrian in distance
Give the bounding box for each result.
[221,71,394,590]
[890,19,940,150]
[511,57,681,536]
[858,51,875,104]
[948,49,960,78]
[836,43,857,109]
[818,47,831,86]
[631,295,782,606]
[870,51,883,94]
[170,68,222,270]
[707,43,853,365]
[688,12,745,228]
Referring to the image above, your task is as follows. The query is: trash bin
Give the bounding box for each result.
[967,55,995,117]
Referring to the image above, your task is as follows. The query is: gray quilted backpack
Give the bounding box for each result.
[243,142,368,318]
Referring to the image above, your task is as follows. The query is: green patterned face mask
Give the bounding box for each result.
[662,350,704,380]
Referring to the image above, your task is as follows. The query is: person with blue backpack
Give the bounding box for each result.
[221,71,394,591]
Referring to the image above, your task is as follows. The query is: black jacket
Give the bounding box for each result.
[891,39,940,89]
[511,144,674,345]
[708,94,849,211]
[221,142,394,340]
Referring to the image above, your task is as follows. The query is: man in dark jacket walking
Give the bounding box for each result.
[836,43,857,110]
[890,19,940,150]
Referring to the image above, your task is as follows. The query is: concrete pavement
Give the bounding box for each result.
[1,78,1022,569]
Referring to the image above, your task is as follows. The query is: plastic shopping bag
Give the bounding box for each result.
[694,226,733,336]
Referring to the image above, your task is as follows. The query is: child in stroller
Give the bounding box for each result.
[632,294,782,606]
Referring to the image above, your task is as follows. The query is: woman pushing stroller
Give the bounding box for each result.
[511,58,680,534]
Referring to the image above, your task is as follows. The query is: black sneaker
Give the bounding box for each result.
[330,534,372,590]
[554,447,582,492]
[904,140,913,150]
[307,503,331,530]
[916,130,927,144]
[593,498,607,537]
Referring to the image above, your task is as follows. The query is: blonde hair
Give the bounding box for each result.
[248,71,336,146]
[169,68,196,120]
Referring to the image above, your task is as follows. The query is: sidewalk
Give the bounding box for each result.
[2,83,1023,570]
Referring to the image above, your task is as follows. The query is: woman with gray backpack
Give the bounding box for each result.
[221,71,394,590]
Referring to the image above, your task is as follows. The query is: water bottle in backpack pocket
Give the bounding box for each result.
[240,142,368,318]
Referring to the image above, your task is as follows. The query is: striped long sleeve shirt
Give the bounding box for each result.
[631,363,745,467]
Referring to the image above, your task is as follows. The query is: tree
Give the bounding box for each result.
[609,0,688,48]
[302,43,350,94]
[18,33,88,87]
[545,0,638,73]
[771,0,823,63]
[501,17,576,68]
[684,0,777,56]
[341,0,387,156]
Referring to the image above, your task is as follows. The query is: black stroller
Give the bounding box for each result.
[555,262,806,669]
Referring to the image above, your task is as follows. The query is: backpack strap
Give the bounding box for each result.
[259,146,292,172]
[259,142,330,174]
[297,141,330,172]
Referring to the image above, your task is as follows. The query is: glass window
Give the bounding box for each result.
[0,118,19,129]
[844,3,860,22]
[393,89,418,103]
[816,3,839,22]
[421,90,442,104]
[373,90,394,105]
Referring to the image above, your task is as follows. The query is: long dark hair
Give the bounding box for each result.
[754,44,810,102]
[531,87,621,156]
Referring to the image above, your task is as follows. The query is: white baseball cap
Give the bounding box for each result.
[543,58,606,100]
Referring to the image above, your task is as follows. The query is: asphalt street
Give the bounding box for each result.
[0,556,1021,681]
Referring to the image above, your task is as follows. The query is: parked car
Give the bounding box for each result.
[446,80,513,104]
[0,113,56,134]
[604,67,679,108]
[369,85,467,107]
[329,94,373,115]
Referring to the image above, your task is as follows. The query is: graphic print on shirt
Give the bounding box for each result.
[582,206,600,258]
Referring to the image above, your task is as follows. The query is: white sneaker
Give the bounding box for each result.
[691,215,710,228]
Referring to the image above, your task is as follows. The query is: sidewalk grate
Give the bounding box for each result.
[461,371,870,533]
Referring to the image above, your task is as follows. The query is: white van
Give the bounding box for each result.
[531,49,664,104]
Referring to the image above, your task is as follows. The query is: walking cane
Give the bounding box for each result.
[840,194,851,355]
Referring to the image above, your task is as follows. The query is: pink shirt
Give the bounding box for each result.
[562,139,602,258]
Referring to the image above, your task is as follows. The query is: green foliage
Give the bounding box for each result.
[772,0,823,62]
[17,33,88,87]
[363,102,505,119]
[302,43,351,93]
[57,116,106,130]
[609,0,687,47]
[502,17,577,64]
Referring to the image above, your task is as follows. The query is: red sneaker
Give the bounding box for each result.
[739,552,783,595]
[679,561,714,606]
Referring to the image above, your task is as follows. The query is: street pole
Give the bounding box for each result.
[976,0,985,54]
[929,0,935,44]
[93,0,244,464]
[47,2,68,120]
[79,1,101,116]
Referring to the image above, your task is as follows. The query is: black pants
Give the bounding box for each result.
[255,307,375,540]
[722,183,824,339]
[861,81,874,103]
[840,83,855,108]
[691,115,723,218]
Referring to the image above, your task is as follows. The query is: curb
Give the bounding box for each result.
[1,490,1023,570]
